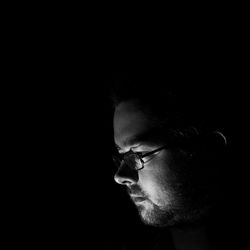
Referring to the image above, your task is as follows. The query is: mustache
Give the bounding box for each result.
[127,185,146,197]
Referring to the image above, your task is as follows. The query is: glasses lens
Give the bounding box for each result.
[113,153,143,170]
[124,153,143,170]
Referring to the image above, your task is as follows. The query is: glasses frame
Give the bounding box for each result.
[113,145,167,171]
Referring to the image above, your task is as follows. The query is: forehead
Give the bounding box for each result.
[113,100,155,148]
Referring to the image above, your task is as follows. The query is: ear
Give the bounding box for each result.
[196,130,228,159]
[189,130,227,158]
[210,130,227,149]
[189,131,228,171]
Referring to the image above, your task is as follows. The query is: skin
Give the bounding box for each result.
[113,99,229,249]
[113,100,210,227]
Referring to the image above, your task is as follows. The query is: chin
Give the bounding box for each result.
[137,201,211,228]
[136,200,175,227]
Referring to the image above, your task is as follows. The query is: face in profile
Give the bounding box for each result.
[113,100,212,227]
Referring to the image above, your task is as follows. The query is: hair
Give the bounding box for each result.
[109,71,230,213]
[109,71,225,140]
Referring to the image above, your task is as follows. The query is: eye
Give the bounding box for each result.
[141,151,160,163]
[142,155,156,163]
[139,151,149,155]
[134,152,149,162]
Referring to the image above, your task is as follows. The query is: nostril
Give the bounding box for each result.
[114,172,131,185]
[114,174,129,185]
[114,166,138,185]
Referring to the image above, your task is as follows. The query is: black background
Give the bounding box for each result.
[4,18,248,248]
[9,66,247,249]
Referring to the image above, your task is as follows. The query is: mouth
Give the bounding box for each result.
[131,196,147,203]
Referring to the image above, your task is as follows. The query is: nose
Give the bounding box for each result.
[114,163,138,186]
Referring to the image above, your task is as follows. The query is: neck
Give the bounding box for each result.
[170,225,221,250]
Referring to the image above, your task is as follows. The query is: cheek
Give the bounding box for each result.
[138,165,173,204]
[138,152,182,206]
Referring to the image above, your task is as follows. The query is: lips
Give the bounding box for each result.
[131,196,146,202]
[127,186,146,202]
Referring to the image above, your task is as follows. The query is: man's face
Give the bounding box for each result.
[113,100,210,227]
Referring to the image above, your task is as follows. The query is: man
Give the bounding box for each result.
[110,73,240,250]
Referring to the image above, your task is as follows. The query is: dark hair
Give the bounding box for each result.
[109,71,225,139]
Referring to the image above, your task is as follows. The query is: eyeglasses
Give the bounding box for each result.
[112,145,167,171]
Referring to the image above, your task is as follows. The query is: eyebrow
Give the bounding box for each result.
[115,129,163,150]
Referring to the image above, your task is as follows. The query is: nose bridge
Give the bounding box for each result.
[114,163,138,185]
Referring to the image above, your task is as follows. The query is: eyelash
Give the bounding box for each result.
[137,151,149,155]
[142,154,156,163]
